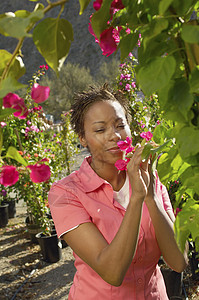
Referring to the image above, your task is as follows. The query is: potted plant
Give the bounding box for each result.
[0,186,9,227]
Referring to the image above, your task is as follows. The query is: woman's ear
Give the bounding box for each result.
[79,135,87,148]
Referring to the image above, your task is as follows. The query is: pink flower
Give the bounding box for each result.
[140,131,153,142]
[3,93,28,119]
[0,122,7,128]
[13,99,29,119]
[126,145,134,154]
[117,136,132,150]
[100,27,119,56]
[126,28,131,34]
[3,93,21,108]
[157,120,160,125]
[125,83,131,91]
[93,0,102,10]
[0,165,19,186]
[31,83,50,103]
[111,0,124,9]
[27,163,51,183]
[115,159,128,171]
[131,82,136,88]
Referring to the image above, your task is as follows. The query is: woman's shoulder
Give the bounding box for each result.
[51,170,79,191]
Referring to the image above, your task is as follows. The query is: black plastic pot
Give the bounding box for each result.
[7,200,16,218]
[161,268,183,299]
[0,203,9,228]
[189,242,199,279]
[25,217,41,244]
[36,230,62,263]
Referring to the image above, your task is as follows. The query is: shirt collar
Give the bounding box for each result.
[78,156,107,192]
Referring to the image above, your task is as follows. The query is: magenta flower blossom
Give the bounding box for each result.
[140,131,153,142]
[3,93,21,108]
[115,159,128,171]
[31,83,50,103]
[157,120,160,125]
[125,83,131,92]
[27,163,51,183]
[111,0,124,9]
[93,0,102,10]
[131,82,136,88]
[0,165,19,186]
[13,99,29,119]
[117,136,132,151]
[100,27,120,56]
[30,125,39,133]
[3,93,29,119]
[126,28,131,34]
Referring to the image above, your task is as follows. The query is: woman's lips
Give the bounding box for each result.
[107,147,122,153]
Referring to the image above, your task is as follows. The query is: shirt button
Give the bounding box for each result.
[137,278,143,285]
[138,256,143,262]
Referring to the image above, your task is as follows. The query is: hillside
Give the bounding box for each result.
[0,0,120,83]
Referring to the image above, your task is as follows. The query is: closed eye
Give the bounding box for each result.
[95,128,105,133]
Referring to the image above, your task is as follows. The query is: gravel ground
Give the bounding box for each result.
[0,148,198,300]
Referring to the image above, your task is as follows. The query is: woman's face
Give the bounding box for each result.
[79,100,131,167]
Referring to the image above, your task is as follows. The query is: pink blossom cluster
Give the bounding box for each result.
[118,57,137,93]
[0,162,51,187]
[3,83,50,120]
[115,137,135,171]
[115,132,153,171]
[140,131,153,142]
[89,0,124,56]
[25,125,40,137]
[89,2,142,56]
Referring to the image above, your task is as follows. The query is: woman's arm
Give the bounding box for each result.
[63,197,143,286]
[63,147,149,286]
[144,167,188,272]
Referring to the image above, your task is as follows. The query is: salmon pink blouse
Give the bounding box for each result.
[48,156,172,300]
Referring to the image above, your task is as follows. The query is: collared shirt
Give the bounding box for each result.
[48,156,172,300]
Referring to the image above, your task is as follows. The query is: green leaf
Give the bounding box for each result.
[160,78,194,122]
[159,0,174,14]
[0,108,16,122]
[151,139,172,155]
[182,24,199,44]
[189,67,199,93]
[0,10,43,38]
[143,18,169,49]
[174,199,199,252]
[6,146,28,166]
[153,124,168,144]
[157,146,178,184]
[79,0,91,15]
[0,50,26,80]
[0,77,27,98]
[119,32,139,61]
[91,0,112,39]
[33,18,73,74]
[141,143,153,161]
[176,126,199,159]
[137,55,176,96]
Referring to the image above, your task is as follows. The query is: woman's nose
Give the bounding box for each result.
[108,127,121,141]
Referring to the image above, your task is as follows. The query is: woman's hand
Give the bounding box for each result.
[127,146,150,201]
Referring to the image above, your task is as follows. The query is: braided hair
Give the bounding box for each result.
[70,84,131,137]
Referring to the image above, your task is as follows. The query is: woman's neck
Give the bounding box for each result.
[90,159,126,191]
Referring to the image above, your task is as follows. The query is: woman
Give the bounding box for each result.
[48,85,188,299]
